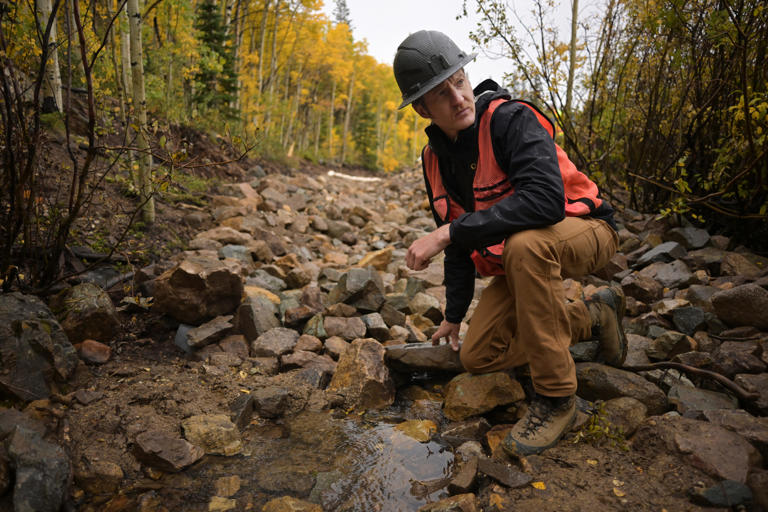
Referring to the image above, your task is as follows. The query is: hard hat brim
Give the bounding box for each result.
[397,52,477,110]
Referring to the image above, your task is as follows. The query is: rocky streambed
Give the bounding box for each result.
[1,164,767,511]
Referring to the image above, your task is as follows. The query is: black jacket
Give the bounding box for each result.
[422,79,615,323]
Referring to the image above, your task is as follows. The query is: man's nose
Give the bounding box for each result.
[447,85,463,104]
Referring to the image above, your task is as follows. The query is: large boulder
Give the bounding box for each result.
[50,282,119,343]
[328,338,395,410]
[575,363,668,415]
[711,284,768,330]
[443,372,525,421]
[0,293,78,401]
[153,254,244,324]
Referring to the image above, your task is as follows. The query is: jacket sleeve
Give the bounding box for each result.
[422,154,476,324]
[448,102,566,250]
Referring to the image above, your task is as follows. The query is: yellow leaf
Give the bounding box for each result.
[531,481,546,490]
[613,479,624,487]
[613,487,626,497]
[586,459,598,466]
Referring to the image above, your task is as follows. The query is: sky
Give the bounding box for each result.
[320,0,516,85]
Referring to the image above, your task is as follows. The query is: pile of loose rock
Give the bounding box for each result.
[0,164,767,511]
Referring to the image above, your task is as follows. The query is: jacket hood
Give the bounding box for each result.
[473,79,511,119]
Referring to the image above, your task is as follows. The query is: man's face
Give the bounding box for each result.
[414,69,475,139]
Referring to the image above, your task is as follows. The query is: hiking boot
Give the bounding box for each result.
[585,285,627,367]
[502,394,576,456]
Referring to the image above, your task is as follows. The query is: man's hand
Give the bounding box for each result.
[406,224,451,271]
[431,320,461,351]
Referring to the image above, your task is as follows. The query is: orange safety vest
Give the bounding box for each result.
[423,98,604,276]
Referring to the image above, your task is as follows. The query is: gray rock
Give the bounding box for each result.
[251,327,300,357]
[646,330,695,360]
[174,323,194,353]
[441,418,492,448]
[570,340,599,362]
[361,313,390,342]
[703,409,768,458]
[734,373,768,414]
[187,315,234,349]
[7,426,71,512]
[51,282,119,344]
[327,267,385,312]
[664,227,710,249]
[671,306,707,335]
[324,336,349,360]
[248,269,287,293]
[712,284,768,329]
[624,334,652,366]
[689,480,753,508]
[303,314,327,339]
[408,292,443,324]
[0,293,78,401]
[327,338,395,410]
[684,285,718,312]
[235,298,280,341]
[575,363,668,415]
[721,252,763,278]
[668,384,738,417]
[385,342,464,373]
[634,241,688,268]
[133,430,204,472]
[218,244,251,263]
[251,385,292,418]
[153,255,244,324]
[602,396,647,436]
[443,372,525,421]
[323,316,367,340]
[632,415,762,483]
[477,456,532,488]
[281,350,336,374]
[620,273,663,304]
[229,393,254,430]
[713,341,767,378]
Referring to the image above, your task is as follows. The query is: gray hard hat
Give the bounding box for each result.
[393,30,476,109]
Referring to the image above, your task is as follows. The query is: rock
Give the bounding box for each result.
[74,458,123,494]
[187,315,234,349]
[721,252,763,278]
[602,396,647,436]
[218,334,250,359]
[711,283,768,330]
[703,409,768,458]
[593,252,629,281]
[569,340,599,362]
[285,266,312,289]
[477,456,532,488]
[734,373,768,414]
[0,293,78,401]
[632,415,762,482]
[235,297,280,341]
[575,363,668,415]
[251,386,291,418]
[208,496,237,511]
[394,419,437,442]
[76,339,111,364]
[262,496,322,512]
[634,241,688,268]
[7,426,70,512]
[748,470,768,511]
[303,314,327,339]
[281,351,336,374]
[646,330,695,360]
[153,255,244,324]
[295,334,322,353]
[324,336,349,360]
[195,226,252,246]
[323,316,367,340]
[441,419,492,448]
[620,273,663,304]
[357,247,394,271]
[214,475,241,497]
[133,430,204,472]
[640,260,693,289]
[361,312,390,342]
[448,456,478,495]
[0,409,46,438]
[229,393,254,430]
[664,226,710,249]
[385,343,464,373]
[668,385,738,417]
[625,334,652,366]
[671,306,707,335]
[712,341,766,377]
[409,292,443,324]
[51,282,119,344]
[689,480,753,508]
[251,327,300,357]
[327,267,385,312]
[418,494,477,512]
[443,372,525,421]
[327,338,395,410]
[181,414,242,456]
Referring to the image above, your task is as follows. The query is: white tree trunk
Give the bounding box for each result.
[566,0,579,116]
[340,73,354,164]
[328,76,335,161]
[127,0,155,224]
[120,7,132,97]
[39,0,63,112]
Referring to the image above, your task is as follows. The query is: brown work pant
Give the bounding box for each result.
[460,216,619,397]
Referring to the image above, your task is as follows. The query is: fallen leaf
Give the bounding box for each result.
[586,459,598,466]
[613,479,625,487]
[531,481,546,490]
[613,487,626,497]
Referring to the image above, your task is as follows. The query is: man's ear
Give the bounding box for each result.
[412,102,431,119]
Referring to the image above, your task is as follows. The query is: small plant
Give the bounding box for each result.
[571,402,629,451]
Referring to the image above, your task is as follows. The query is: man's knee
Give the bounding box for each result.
[459,348,486,374]
[502,228,555,272]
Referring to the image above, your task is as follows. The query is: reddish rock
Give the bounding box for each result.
[76,339,111,364]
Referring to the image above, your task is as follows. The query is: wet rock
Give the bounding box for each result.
[153,255,244,324]
[385,342,464,373]
[361,312,390,342]
[477,456,532,488]
[575,363,668,415]
[634,241,687,268]
[181,414,242,456]
[689,480,753,508]
[734,373,768,414]
[229,393,254,430]
[323,316,366,340]
[712,341,766,378]
[703,409,768,458]
[443,372,525,421]
[76,339,111,364]
[418,493,477,512]
[133,430,204,472]
[711,283,768,330]
[234,297,280,341]
[668,384,738,417]
[327,267,385,312]
[74,458,123,494]
[51,282,119,344]
[262,496,322,512]
[187,315,234,349]
[251,386,291,418]
[664,226,710,249]
[441,418,492,448]
[251,327,300,357]
[327,338,395,410]
[394,419,437,442]
[0,293,78,401]
[602,396,648,436]
[7,426,70,512]
[448,456,478,495]
[633,415,762,482]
